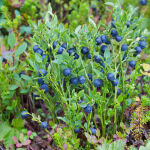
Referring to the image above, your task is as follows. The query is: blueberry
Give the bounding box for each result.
[94,79,103,88]
[95,37,102,45]
[38,69,47,77]
[100,69,104,73]
[53,41,57,49]
[139,41,147,49]
[74,53,79,59]
[81,47,89,54]
[129,60,136,68]
[63,68,72,76]
[89,128,96,135]
[112,20,116,28]
[70,77,78,85]
[42,54,50,62]
[67,48,75,56]
[88,53,91,59]
[33,45,39,52]
[121,44,128,51]
[140,0,147,5]
[101,45,107,53]
[111,29,118,37]
[101,35,108,43]
[40,84,49,93]
[79,76,85,84]
[84,104,92,113]
[117,89,121,96]
[115,35,122,42]
[94,56,102,63]
[57,46,64,54]
[46,62,50,68]
[61,43,67,49]
[38,78,44,85]
[88,74,93,81]
[126,20,130,28]
[21,111,29,119]
[101,62,105,68]
[74,126,80,133]
[35,48,43,55]
[105,40,111,44]
[112,79,119,86]
[41,121,47,129]
[107,73,115,81]
[122,54,127,61]
[135,46,142,54]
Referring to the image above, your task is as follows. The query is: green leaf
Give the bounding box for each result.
[89,18,96,28]
[21,74,32,81]
[12,118,25,129]
[57,117,69,123]
[15,42,27,57]
[9,85,18,90]
[8,32,16,49]
[35,53,42,63]
[105,2,114,7]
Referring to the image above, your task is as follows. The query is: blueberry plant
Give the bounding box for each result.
[24,2,148,148]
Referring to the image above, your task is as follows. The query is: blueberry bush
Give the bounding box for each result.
[0,0,150,149]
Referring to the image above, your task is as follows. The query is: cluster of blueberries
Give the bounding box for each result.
[21,111,48,129]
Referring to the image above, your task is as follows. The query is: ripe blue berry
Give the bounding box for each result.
[101,45,107,53]
[84,104,92,113]
[67,48,75,56]
[70,77,78,85]
[117,89,121,96]
[135,46,142,54]
[88,74,93,81]
[61,43,67,49]
[94,79,103,88]
[53,41,57,49]
[115,35,122,42]
[89,128,96,135]
[42,54,50,62]
[111,29,118,37]
[79,76,85,84]
[126,20,130,28]
[121,44,128,51]
[101,62,105,68]
[129,61,136,68]
[35,48,43,55]
[122,54,127,61]
[107,73,115,81]
[74,53,79,59]
[112,79,119,86]
[41,121,47,129]
[139,41,147,49]
[100,69,104,73]
[81,47,89,54]
[21,111,29,119]
[40,84,49,93]
[140,0,147,5]
[88,53,91,59]
[95,37,102,45]
[63,68,72,76]
[38,78,44,85]
[57,46,64,54]
[101,35,108,43]
[38,69,47,77]
[74,126,80,133]
[94,56,102,63]
[33,45,39,52]
[112,20,116,28]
